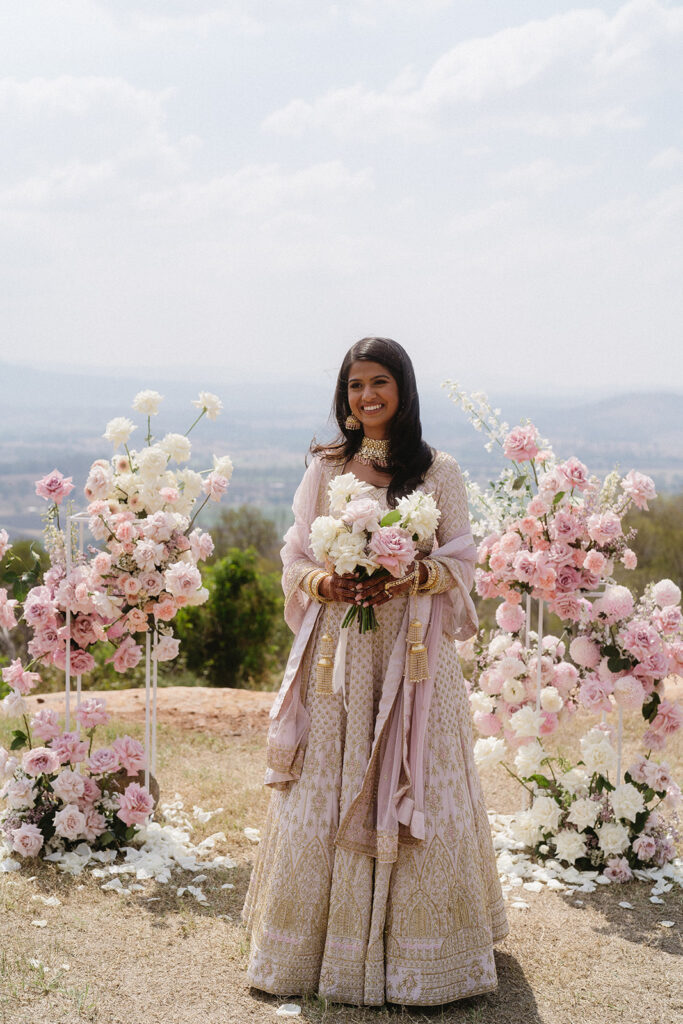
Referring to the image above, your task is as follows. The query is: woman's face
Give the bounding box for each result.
[347,360,400,438]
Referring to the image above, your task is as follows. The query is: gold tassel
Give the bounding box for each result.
[407,618,429,683]
[316,632,335,694]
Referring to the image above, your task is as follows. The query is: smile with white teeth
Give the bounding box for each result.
[362,404,383,412]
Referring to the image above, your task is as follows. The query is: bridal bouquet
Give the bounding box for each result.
[309,472,441,632]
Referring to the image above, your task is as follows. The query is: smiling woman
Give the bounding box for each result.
[242,337,508,1007]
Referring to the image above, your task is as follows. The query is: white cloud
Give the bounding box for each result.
[649,147,683,171]
[263,0,683,140]
[490,158,594,194]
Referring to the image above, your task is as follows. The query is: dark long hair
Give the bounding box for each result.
[311,337,434,506]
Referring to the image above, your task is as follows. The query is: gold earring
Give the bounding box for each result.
[345,413,361,430]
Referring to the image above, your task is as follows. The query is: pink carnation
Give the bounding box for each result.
[368,526,416,578]
[75,697,110,731]
[116,781,154,826]
[503,425,539,462]
[622,470,656,510]
[31,708,62,743]
[35,469,74,506]
[604,857,633,883]
[50,731,89,765]
[495,602,525,633]
[569,636,601,669]
[112,735,146,776]
[22,746,61,777]
[11,822,44,858]
[621,549,637,570]
[583,550,606,575]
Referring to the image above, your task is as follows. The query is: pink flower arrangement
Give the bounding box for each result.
[35,469,75,506]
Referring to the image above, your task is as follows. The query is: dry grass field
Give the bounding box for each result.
[0,687,681,1024]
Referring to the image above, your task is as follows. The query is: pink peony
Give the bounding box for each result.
[88,748,121,775]
[50,731,89,765]
[604,856,633,882]
[112,735,146,776]
[368,526,416,578]
[53,803,86,841]
[22,746,61,777]
[632,834,656,861]
[110,636,143,673]
[11,822,44,858]
[503,425,539,462]
[495,602,526,633]
[75,697,110,731]
[116,782,154,826]
[622,470,656,510]
[202,471,229,502]
[31,708,62,743]
[52,768,86,803]
[35,469,74,506]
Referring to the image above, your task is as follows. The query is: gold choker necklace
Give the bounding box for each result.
[355,436,390,467]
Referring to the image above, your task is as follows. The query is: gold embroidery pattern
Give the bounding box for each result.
[243,453,508,1006]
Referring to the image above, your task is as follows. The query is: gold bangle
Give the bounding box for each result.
[419,558,439,593]
[309,570,333,603]
[384,567,417,593]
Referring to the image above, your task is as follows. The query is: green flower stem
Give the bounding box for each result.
[187,492,211,531]
[22,713,33,750]
[501,761,535,796]
[184,408,206,438]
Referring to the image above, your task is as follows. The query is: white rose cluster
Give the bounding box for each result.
[473,737,507,772]
[610,783,646,823]
[509,706,542,738]
[529,795,562,834]
[566,797,600,831]
[309,516,343,563]
[327,473,373,513]
[553,830,587,864]
[580,729,617,778]
[395,491,441,542]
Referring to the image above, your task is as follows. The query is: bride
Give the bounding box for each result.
[243,337,508,1006]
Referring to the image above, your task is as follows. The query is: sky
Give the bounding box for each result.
[0,0,681,394]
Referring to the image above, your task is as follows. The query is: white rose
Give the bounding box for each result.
[473,737,507,771]
[135,445,168,481]
[2,776,36,809]
[553,830,587,864]
[566,797,600,830]
[103,417,136,448]
[596,821,629,856]
[489,634,512,658]
[529,795,562,834]
[610,783,646,823]
[514,741,545,778]
[192,391,223,420]
[510,811,542,847]
[509,706,543,738]
[540,686,563,713]
[470,692,494,716]
[212,454,234,480]
[502,678,527,703]
[328,531,373,576]
[560,769,590,798]
[184,586,209,607]
[160,433,192,463]
[1,691,28,719]
[499,657,526,680]
[152,636,181,662]
[327,473,373,514]
[309,516,343,562]
[580,733,617,777]
[177,469,203,501]
[396,491,441,542]
[132,389,163,416]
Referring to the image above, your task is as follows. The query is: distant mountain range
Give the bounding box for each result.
[1,361,681,538]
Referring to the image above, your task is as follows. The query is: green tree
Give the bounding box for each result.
[210,505,282,567]
[615,492,683,595]
[174,547,289,688]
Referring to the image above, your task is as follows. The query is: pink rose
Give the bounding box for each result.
[11,822,44,858]
[23,586,55,627]
[368,526,416,578]
[53,803,86,841]
[0,588,18,629]
[499,532,522,555]
[202,471,229,502]
[84,459,113,502]
[539,711,559,735]
[651,700,682,737]
[621,549,637,570]
[503,425,539,462]
[473,711,502,736]
[632,834,656,861]
[642,727,666,751]
[35,469,74,506]
[109,636,143,673]
[112,735,146,776]
[52,647,96,675]
[555,564,581,593]
[668,641,683,675]
[652,606,682,635]
[527,496,549,516]
[579,676,613,715]
[587,512,622,546]
[549,509,583,544]
[116,781,154,826]
[164,562,202,599]
[152,596,177,621]
[70,614,99,649]
[22,746,61,777]
[622,470,656,510]
[50,731,89,765]
[551,595,582,621]
[619,620,662,661]
[189,529,214,562]
[125,608,150,633]
[82,806,107,842]
[2,659,40,696]
[31,708,62,743]
[653,837,676,866]
[122,576,141,599]
[52,768,86,803]
[558,457,590,492]
[77,776,102,809]
[75,697,110,731]
[88,748,121,775]
[152,635,181,662]
[341,497,382,534]
[604,857,633,883]
[512,551,535,583]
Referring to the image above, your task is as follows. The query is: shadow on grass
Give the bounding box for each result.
[559,884,682,956]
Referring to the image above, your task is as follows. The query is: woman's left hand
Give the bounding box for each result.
[354,561,425,608]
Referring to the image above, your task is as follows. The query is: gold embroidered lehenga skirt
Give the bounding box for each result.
[242,594,508,1006]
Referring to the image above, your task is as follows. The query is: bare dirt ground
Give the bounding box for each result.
[1,681,680,1024]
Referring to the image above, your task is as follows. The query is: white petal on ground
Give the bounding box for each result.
[31,920,47,927]
[650,896,665,904]
[244,827,261,843]
[659,921,675,928]
[618,901,633,909]
[511,900,530,910]
[275,1005,302,1017]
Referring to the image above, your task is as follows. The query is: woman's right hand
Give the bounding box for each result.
[318,571,358,604]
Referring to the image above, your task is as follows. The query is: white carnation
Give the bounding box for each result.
[470,692,494,716]
[540,686,563,713]
[309,516,344,562]
[529,795,562,834]
[514,741,545,777]
[509,706,543,738]
[489,634,512,658]
[103,417,136,448]
[553,830,587,864]
[610,783,646,823]
[177,469,203,500]
[596,821,630,856]
[502,678,527,703]
[1,691,28,719]
[473,737,507,771]
[212,454,234,480]
[561,768,589,796]
[161,433,192,463]
[566,797,600,831]
[327,473,373,513]
[132,389,163,415]
[396,491,441,542]
[192,391,223,420]
[135,445,168,481]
